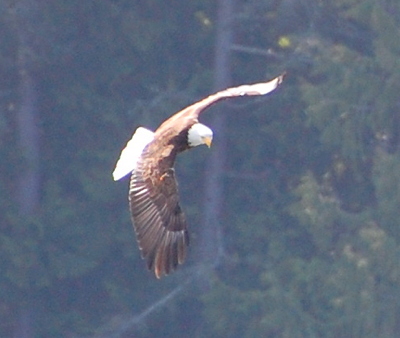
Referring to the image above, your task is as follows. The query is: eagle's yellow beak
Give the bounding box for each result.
[203,136,212,148]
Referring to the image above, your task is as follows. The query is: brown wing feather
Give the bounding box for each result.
[129,144,189,278]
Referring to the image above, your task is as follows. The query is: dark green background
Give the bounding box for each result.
[2,0,400,337]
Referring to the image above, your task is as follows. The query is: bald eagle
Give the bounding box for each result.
[113,74,284,278]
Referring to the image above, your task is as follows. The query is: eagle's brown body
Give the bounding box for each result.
[115,74,284,278]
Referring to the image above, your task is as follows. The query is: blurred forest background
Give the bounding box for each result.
[2,0,400,337]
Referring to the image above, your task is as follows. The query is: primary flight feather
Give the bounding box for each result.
[113,74,284,278]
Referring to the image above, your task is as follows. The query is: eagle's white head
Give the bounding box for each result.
[188,123,213,148]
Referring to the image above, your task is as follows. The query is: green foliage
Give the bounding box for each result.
[2,0,400,336]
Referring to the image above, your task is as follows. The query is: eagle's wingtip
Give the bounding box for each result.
[278,71,287,84]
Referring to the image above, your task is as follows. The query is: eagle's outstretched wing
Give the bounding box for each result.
[156,73,285,132]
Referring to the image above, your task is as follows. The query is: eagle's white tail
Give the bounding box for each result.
[112,127,154,181]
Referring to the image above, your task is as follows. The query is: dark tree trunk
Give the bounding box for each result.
[198,0,234,272]
[16,61,40,216]
[11,1,41,336]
